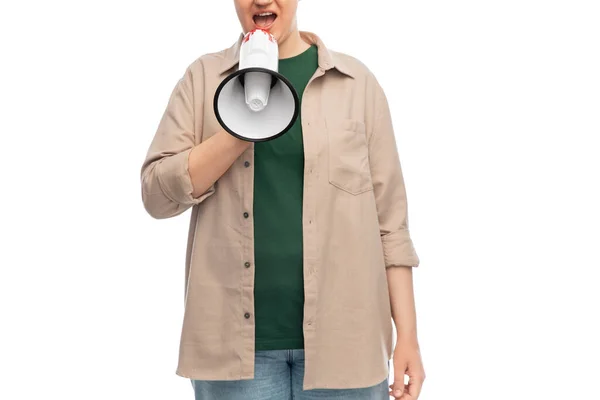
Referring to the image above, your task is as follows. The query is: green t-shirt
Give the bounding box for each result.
[253,44,319,350]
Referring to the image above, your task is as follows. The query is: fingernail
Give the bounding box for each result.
[395,389,402,395]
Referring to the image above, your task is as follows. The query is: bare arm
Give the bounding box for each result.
[386,266,418,343]
[386,266,425,399]
[189,130,251,198]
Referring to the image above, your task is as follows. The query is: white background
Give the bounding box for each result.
[1,0,599,399]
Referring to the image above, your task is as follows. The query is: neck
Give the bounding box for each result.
[278,30,311,59]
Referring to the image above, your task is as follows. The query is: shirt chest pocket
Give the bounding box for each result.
[327,118,374,195]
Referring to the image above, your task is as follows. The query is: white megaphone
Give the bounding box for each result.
[213,29,300,142]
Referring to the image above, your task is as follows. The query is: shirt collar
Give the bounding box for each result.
[218,30,355,79]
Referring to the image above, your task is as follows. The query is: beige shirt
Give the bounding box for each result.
[140,31,420,391]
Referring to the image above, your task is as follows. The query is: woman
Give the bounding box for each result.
[140,0,425,399]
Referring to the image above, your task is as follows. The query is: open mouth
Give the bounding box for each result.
[253,12,277,29]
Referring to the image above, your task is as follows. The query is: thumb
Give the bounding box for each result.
[392,372,405,397]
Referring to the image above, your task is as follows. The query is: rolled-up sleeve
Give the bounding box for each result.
[368,77,420,268]
[140,63,215,219]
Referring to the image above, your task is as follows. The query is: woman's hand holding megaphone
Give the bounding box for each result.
[188,129,251,199]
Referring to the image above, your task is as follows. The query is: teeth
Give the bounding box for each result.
[256,12,273,16]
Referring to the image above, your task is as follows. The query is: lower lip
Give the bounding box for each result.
[253,17,277,30]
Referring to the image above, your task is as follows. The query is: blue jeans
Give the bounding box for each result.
[190,349,390,399]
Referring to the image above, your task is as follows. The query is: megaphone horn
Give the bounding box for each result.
[213,29,300,142]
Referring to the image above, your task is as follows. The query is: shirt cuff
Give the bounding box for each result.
[381,229,420,268]
[156,148,215,206]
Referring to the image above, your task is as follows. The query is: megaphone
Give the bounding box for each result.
[213,29,300,142]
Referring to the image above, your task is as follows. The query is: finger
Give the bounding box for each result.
[398,387,414,400]
[391,365,407,397]
[390,390,408,400]
[389,381,404,399]
[391,376,405,398]
[407,373,425,398]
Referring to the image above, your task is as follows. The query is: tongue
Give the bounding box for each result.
[254,14,276,27]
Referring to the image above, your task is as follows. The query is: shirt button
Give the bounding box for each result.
[244,261,251,268]
[243,212,249,218]
[244,312,250,319]
[244,161,250,167]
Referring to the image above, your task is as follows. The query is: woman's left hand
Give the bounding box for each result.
[388,338,425,399]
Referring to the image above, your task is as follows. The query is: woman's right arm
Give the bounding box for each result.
[140,63,249,219]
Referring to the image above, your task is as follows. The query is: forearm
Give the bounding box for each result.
[189,129,251,198]
[386,265,418,343]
